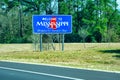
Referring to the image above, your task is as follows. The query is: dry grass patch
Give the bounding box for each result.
[0,43,120,71]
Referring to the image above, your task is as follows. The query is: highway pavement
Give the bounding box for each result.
[0,61,119,80]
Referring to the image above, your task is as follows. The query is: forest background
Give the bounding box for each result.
[0,0,120,43]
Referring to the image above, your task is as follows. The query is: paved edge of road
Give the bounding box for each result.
[0,66,84,80]
[0,60,120,74]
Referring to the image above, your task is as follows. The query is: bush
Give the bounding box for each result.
[65,34,82,42]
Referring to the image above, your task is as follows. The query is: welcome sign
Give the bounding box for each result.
[32,15,72,34]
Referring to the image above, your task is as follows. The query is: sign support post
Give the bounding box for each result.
[40,34,42,52]
[62,34,64,51]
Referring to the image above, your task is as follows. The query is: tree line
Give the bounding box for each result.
[0,0,120,43]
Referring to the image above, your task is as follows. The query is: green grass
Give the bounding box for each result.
[0,43,120,71]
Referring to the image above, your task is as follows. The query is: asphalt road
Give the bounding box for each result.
[0,61,119,80]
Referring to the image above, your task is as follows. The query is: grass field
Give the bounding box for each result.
[0,43,120,72]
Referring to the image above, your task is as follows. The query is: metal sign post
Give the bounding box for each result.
[62,34,64,51]
[40,34,42,52]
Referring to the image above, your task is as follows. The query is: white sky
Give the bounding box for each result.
[117,0,120,9]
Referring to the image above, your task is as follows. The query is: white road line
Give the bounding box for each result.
[0,66,84,80]
[1,60,120,74]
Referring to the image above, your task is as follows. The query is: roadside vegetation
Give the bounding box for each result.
[0,0,120,43]
[0,43,120,71]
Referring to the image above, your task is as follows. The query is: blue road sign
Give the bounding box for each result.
[32,15,72,34]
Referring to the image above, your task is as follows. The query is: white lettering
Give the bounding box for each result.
[36,21,69,28]
[36,22,44,26]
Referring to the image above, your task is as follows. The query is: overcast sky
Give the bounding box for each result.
[117,0,120,9]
